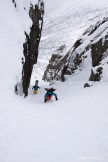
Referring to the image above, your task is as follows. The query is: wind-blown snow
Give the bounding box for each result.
[0,0,108,162]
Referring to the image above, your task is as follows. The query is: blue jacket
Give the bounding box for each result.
[32,85,40,90]
[44,88,57,98]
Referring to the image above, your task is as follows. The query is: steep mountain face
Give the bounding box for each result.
[43,17,108,86]
[1,2,108,161]
[1,0,108,95]
[32,0,108,80]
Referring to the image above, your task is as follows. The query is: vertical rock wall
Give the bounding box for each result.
[22,0,44,97]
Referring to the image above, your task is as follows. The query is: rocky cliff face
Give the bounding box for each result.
[43,17,108,86]
[22,0,44,97]
[43,45,66,81]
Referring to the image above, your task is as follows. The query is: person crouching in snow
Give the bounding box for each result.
[44,88,58,102]
[32,85,40,94]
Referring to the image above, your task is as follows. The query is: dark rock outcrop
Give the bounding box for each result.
[91,35,108,66]
[22,0,44,97]
[89,67,103,81]
[43,54,62,81]
[43,45,70,81]
[12,0,17,8]
[84,83,91,88]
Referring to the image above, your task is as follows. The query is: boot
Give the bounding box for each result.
[45,98,47,103]
[55,97,58,101]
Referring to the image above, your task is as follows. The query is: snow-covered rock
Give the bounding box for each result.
[43,17,108,87]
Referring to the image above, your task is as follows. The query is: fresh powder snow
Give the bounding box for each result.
[0,0,108,162]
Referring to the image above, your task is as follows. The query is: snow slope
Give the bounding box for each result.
[0,0,108,162]
[1,76,108,162]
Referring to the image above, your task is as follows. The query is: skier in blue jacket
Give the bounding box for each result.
[44,88,58,102]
